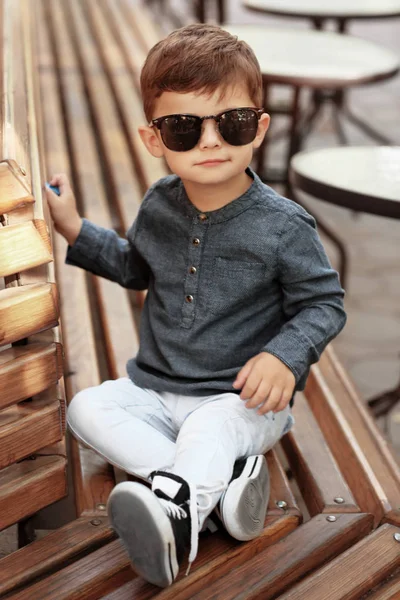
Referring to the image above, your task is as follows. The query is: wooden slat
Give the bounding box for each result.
[99,0,147,89]
[276,524,400,600]
[0,282,58,346]
[0,393,62,469]
[0,220,52,276]
[384,510,400,527]
[0,160,34,214]
[267,447,301,518]
[183,513,374,600]
[36,0,115,517]
[1,0,32,186]
[0,516,114,597]
[0,283,58,345]
[0,342,63,409]
[7,539,133,600]
[306,351,399,526]
[320,348,400,500]
[46,0,137,381]
[0,455,67,531]
[361,567,400,600]
[82,0,166,192]
[281,392,358,516]
[119,0,162,53]
[65,0,143,231]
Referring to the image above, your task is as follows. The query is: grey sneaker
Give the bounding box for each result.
[219,455,270,541]
[107,473,191,588]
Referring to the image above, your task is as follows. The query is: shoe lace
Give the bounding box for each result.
[156,478,225,575]
[158,498,187,520]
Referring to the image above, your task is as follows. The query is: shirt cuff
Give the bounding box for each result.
[262,332,310,385]
[66,218,104,266]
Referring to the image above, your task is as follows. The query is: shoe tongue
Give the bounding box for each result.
[152,475,183,501]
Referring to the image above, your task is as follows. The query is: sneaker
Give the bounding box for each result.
[218,454,270,541]
[107,472,192,588]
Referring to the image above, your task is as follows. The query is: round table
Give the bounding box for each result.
[244,0,400,32]
[224,25,399,176]
[289,146,400,285]
[290,145,400,419]
[290,146,400,219]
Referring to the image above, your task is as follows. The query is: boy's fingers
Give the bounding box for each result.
[245,380,270,409]
[49,173,70,193]
[240,370,262,401]
[233,358,254,389]
[258,386,282,415]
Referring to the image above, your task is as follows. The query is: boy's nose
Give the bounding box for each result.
[198,119,222,149]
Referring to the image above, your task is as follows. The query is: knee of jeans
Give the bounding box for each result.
[67,390,95,436]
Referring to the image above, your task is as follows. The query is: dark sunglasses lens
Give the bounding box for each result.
[160,116,202,152]
[219,109,259,146]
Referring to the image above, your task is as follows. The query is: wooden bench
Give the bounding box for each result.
[0,0,67,548]
[1,0,400,598]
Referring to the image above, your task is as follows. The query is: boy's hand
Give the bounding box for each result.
[45,173,82,246]
[233,352,295,415]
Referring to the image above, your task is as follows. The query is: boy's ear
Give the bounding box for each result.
[252,113,270,150]
[138,125,165,158]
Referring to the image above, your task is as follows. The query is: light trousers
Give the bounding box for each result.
[67,377,295,528]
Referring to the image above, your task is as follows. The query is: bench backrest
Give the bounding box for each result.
[0,0,67,533]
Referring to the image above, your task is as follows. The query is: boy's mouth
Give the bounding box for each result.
[196,159,228,166]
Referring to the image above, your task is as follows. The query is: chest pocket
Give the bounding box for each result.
[208,257,266,315]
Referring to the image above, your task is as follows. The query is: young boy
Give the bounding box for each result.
[46,23,346,588]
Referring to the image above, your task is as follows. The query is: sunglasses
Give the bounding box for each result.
[150,107,264,152]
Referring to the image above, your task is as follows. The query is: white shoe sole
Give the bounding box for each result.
[220,455,270,541]
[108,482,177,587]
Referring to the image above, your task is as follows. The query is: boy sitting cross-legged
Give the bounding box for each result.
[46,23,346,588]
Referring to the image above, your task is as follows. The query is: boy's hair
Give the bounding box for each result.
[140,24,263,122]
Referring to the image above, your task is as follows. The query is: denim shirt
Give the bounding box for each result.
[66,168,346,405]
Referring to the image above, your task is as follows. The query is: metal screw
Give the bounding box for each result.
[334,497,345,504]
[394,533,400,543]
[326,515,337,522]
[276,500,287,510]
[90,519,102,526]
[20,166,27,176]
[97,504,106,510]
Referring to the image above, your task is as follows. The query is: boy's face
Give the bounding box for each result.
[139,86,270,186]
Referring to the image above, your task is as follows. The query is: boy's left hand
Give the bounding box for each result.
[233,352,295,415]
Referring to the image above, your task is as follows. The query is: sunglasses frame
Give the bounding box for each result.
[150,107,264,150]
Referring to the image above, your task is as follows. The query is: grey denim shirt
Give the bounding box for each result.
[66,168,346,405]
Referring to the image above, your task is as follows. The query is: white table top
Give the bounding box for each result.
[224,25,399,87]
[290,146,400,216]
[244,0,400,19]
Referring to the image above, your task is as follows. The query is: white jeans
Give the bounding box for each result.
[67,377,295,528]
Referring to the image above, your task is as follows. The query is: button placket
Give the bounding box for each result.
[181,214,208,326]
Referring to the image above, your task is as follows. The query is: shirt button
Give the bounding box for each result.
[192,238,200,246]
[189,266,197,274]
[186,295,194,303]
[199,214,208,221]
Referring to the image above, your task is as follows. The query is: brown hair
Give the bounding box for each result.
[140,24,263,121]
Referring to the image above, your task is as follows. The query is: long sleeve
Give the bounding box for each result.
[263,210,347,384]
[65,218,150,290]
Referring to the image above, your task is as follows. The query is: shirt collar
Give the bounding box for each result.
[176,167,264,224]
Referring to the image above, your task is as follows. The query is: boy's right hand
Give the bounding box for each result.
[45,173,82,247]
